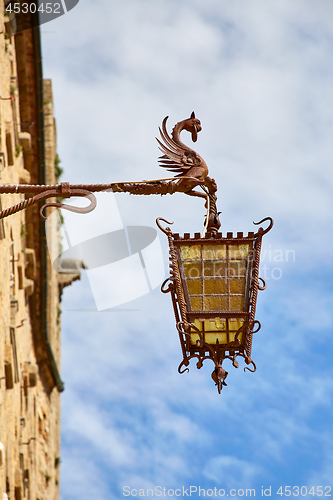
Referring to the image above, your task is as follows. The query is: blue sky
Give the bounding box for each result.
[41,1,333,498]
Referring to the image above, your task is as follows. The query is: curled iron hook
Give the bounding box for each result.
[40,191,97,220]
[178,360,190,374]
[251,320,261,334]
[253,217,274,236]
[156,217,173,235]
[176,321,191,337]
[161,277,173,294]
[258,277,266,290]
[233,323,247,344]
[244,359,257,373]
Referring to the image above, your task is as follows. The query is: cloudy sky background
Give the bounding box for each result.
[40,1,333,498]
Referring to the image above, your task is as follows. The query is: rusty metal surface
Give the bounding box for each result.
[0,177,210,221]
[157,113,220,232]
[157,113,209,186]
[157,217,274,394]
[0,114,220,233]
[0,113,272,394]
[0,178,192,220]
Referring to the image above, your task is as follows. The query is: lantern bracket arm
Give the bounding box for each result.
[0,174,221,232]
[39,190,97,219]
[0,176,212,221]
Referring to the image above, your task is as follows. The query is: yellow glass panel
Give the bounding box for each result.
[204,261,227,277]
[180,245,201,260]
[229,331,244,343]
[229,260,246,277]
[202,244,226,260]
[190,296,203,310]
[228,317,245,332]
[187,279,202,295]
[228,318,245,343]
[204,278,227,294]
[205,332,228,344]
[190,319,246,344]
[214,317,226,330]
[229,244,249,259]
[204,318,226,331]
[192,319,203,332]
[201,319,212,332]
[230,278,246,294]
[217,319,227,330]
[204,296,228,311]
[230,296,244,311]
[190,333,201,345]
[192,318,227,333]
[184,261,202,278]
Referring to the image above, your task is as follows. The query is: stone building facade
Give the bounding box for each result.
[0,3,78,499]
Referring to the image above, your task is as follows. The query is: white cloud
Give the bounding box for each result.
[60,451,115,500]
[62,393,137,467]
[204,455,260,488]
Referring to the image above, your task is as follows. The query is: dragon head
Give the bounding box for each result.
[183,111,202,142]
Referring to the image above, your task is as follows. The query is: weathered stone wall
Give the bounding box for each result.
[0,5,68,498]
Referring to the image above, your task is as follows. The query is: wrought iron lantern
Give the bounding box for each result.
[0,111,273,393]
[157,217,273,393]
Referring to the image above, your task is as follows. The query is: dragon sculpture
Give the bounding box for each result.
[157,112,221,231]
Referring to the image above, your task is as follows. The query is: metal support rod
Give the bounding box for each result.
[0,176,221,233]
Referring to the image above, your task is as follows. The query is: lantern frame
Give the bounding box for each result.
[157,217,273,393]
[0,111,273,394]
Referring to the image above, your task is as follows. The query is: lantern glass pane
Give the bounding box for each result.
[187,279,202,295]
[178,240,253,317]
[229,244,249,259]
[204,278,227,294]
[190,296,202,310]
[229,260,246,277]
[202,244,226,260]
[204,296,228,310]
[230,296,244,310]
[184,261,201,278]
[180,245,201,260]
[204,332,228,344]
[204,261,227,277]
[190,317,246,345]
[229,278,246,294]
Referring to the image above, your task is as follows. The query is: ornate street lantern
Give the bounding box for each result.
[157,217,273,393]
[0,112,273,393]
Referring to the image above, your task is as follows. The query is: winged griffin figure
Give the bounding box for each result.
[156,112,221,231]
[0,113,221,233]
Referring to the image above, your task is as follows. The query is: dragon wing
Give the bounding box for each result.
[156,116,201,177]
